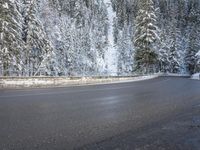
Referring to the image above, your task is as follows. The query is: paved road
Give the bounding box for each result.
[0,77,200,150]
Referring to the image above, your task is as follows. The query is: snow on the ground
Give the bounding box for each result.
[191,73,200,80]
[2,79,53,86]
[161,73,190,77]
[113,74,160,83]
[0,75,159,88]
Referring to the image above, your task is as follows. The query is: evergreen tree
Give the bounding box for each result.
[168,27,181,73]
[185,8,200,74]
[0,0,24,76]
[22,0,55,76]
[117,25,134,75]
[134,0,159,74]
[185,27,200,74]
[1,0,200,77]
[158,30,170,73]
[196,51,200,72]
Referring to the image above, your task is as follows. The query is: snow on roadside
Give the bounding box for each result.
[0,75,160,89]
[161,73,190,77]
[2,79,53,86]
[92,74,160,85]
[191,73,200,80]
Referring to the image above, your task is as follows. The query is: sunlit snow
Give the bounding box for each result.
[191,73,200,80]
[197,51,200,57]
[3,3,9,9]
[104,0,118,75]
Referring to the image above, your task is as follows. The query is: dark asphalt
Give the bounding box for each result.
[0,77,200,150]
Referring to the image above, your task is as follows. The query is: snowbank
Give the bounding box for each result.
[0,75,159,89]
[191,73,200,80]
[160,73,190,77]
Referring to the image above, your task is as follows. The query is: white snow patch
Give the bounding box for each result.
[191,73,200,80]
[113,74,159,83]
[104,0,118,75]
[0,75,159,89]
[162,73,190,77]
[196,51,200,57]
[3,3,9,9]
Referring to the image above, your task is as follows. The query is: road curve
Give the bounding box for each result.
[0,77,200,150]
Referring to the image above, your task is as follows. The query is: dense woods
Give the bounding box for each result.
[0,0,200,76]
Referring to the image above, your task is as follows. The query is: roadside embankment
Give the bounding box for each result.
[0,75,160,89]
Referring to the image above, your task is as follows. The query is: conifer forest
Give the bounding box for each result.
[0,0,200,76]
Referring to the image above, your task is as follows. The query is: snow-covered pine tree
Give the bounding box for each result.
[1,0,200,77]
[60,17,74,76]
[22,0,56,76]
[185,8,200,74]
[34,48,59,76]
[158,29,170,73]
[168,27,181,73]
[117,25,134,75]
[185,27,200,74]
[134,0,159,74]
[196,51,200,72]
[91,1,107,74]
[166,7,182,74]
[0,0,24,76]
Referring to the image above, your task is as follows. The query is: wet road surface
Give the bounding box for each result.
[0,77,200,150]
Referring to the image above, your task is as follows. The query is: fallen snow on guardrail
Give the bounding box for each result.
[0,74,160,89]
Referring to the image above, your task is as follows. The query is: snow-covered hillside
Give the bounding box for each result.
[0,0,200,76]
[104,0,118,75]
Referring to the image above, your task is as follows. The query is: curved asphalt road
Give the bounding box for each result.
[0,77,200,150]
